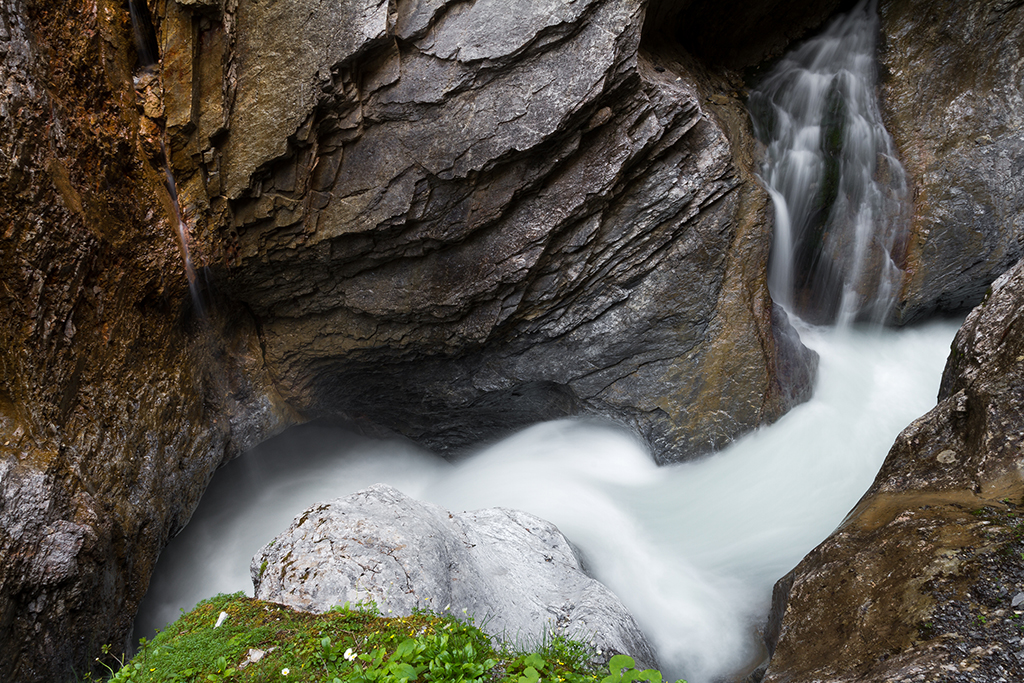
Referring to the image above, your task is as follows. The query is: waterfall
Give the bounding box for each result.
[748,0,907,326]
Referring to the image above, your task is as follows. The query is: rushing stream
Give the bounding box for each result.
[136,2,954,681]
[135,317,962,682]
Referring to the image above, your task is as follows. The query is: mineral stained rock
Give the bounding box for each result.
[761,258,1024,682]
[881,0,1024,323]
[0,2,292,680]
[253,484,659,670]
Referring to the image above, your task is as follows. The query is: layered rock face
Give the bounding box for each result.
[194,0,817,459]
[761,261,1024,682]
[881,0,1024,323]
[253,484,659,670]
[0,2,290,680]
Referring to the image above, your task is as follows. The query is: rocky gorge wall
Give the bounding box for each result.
[0,0,293,679]
[196,0,822,459]
[2,0,1022,681]
[882,0,1024,323]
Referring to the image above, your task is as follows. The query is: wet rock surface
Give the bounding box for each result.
[198,0,817,461]
[761,258,1024,682]
[252,484,659,670]
[0,1,291,680]
[880,0,1024,323]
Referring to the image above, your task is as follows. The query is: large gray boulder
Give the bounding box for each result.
[159,0,817,462]
[252,484,659,670]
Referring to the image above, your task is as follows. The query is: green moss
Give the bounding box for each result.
[89,594,683,683]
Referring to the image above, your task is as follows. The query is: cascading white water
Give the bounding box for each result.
[135,319,962,683]
[136,3,950,682]
[748,0,907,326]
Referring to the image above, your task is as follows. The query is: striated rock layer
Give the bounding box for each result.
[761,258,1024,682]
[253,484,659,670]
[195,0,818,459]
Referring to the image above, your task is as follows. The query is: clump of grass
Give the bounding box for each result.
[89,594,684,683]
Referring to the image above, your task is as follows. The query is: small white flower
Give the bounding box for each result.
[281,668,290,676]
[344,648,357,662]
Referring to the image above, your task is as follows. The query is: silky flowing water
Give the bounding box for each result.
[749,0,906,325]
[135,316,963,682]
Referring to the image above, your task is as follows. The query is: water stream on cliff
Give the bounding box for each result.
[129,0,204,314]
[136,317,962,683]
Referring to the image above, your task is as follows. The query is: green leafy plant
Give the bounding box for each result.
[601,655,669,683]
[108,593,686,683]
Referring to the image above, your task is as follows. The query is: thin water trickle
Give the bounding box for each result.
[135,319,964,683]
[128,0,204,315]
[749,0,908,325]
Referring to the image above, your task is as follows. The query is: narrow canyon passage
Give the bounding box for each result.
[3,0,1023,680]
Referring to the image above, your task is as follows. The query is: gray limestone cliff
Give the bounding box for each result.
[881,0,1024,323]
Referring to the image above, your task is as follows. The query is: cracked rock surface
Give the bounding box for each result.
[183,0,818,460]
[252,484,659,670]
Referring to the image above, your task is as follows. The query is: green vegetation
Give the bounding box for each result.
[89,594,683,683]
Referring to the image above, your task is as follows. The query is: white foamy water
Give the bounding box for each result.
[749,0,907,324]
[135,317,962,683]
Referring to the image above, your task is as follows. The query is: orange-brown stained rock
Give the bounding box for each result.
[0,1,289,681]
[763,499,1013,683]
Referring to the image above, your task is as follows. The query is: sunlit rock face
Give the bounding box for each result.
[761,244,1024,682]
[881,0,1024,323]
